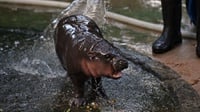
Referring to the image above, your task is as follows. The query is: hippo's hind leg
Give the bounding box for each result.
[90,78,108,100]
[68,73,87,107]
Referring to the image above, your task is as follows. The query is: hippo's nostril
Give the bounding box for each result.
[119,59,128,69]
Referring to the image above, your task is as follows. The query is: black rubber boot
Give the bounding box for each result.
[152,0,182,53]
[196,0,200,57]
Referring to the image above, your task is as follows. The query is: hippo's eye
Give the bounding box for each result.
[104,54,113,61]
[94,56,100,60]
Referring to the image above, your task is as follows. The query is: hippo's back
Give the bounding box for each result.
[54,15,104,72]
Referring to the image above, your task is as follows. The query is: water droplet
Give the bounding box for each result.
[14,41,20,47]
[40,35,44,39]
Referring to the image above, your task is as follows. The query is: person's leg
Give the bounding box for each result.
[152,0,182,53]
[196,0,200,57]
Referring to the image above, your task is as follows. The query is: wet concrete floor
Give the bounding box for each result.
[151,38,200,95]
[1,34,200,111]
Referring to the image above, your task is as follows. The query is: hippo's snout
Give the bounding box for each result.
[112,58,128,72]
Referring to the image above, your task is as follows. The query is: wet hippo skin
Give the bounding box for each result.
[54,15,128,106]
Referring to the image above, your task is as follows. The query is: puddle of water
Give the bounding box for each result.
[0,7,53,31]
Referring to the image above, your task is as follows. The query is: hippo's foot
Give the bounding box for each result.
[69,97,86,107]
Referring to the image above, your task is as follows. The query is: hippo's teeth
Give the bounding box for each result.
[112,72,122,79]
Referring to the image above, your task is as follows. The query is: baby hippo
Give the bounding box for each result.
[54,15,128,106]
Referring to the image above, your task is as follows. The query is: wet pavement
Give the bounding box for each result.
[1,36,200,111]
[151,38,200,95]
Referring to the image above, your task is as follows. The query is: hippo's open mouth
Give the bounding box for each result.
[112,72,123,79]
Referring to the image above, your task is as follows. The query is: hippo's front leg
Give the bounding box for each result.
[91,78,108,100]
[68,73,87,107]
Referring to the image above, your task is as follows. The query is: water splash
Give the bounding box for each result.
[13,58,64,78]
[83,0,105,26]
[6,37,66,78]
[44,0,106,40]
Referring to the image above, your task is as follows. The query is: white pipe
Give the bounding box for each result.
[0,0,69,8]
[105,11,163,33]
[0,0,196,39]
[105,11,196,39]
